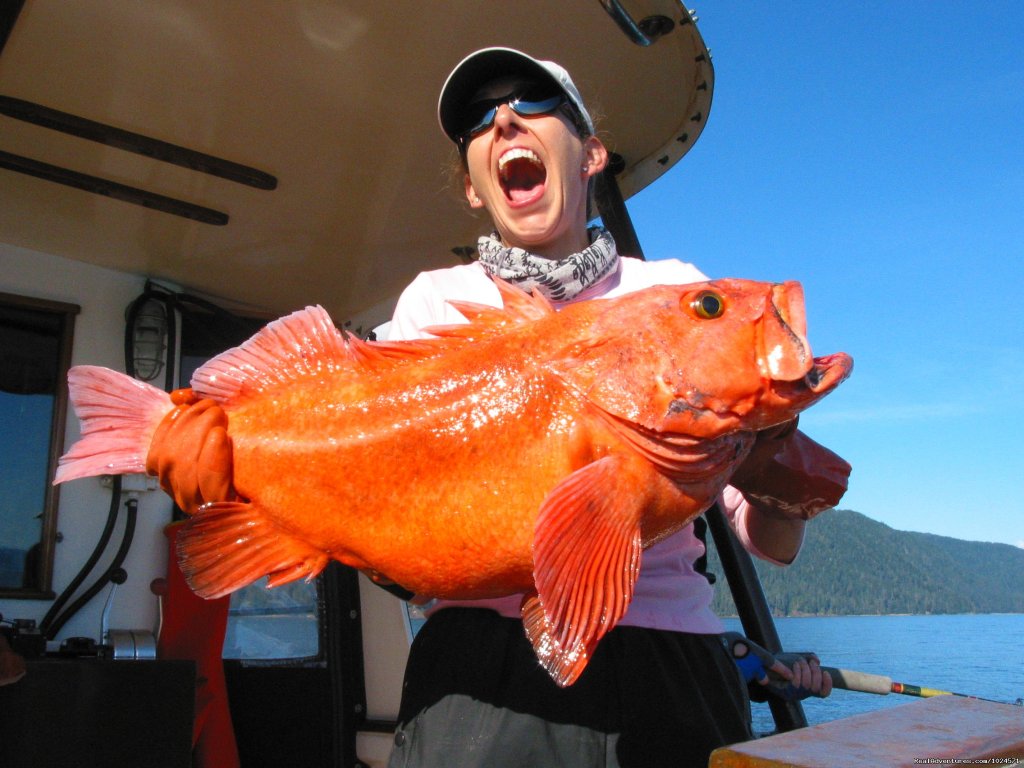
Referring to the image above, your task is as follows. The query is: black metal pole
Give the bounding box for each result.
[594,155,645,260]
[323,563,372,768]
[705,504,808,732]
[589,159,803,735]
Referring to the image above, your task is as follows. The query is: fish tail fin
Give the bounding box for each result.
[54,365,173,484]
[176,501,330,599]
[523,454,646,687]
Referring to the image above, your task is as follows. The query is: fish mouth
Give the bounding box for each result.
[779,352,853,400]
[498,147,546,205]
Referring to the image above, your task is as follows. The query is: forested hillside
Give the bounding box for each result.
[706,509,1024,616]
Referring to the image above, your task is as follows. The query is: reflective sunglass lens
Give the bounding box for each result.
[511,95,564,117]
[458,93,565,143]
[466,106,498,137]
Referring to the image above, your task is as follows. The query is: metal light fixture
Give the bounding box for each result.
[130,298,167,382]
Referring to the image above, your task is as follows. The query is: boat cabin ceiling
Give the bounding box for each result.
[0,0,712,325]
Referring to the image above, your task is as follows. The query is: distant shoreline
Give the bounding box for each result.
[707,509,1024,617]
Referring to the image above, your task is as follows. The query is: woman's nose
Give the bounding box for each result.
[492,102,518,132]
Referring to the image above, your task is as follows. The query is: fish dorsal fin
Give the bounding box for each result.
[424,277,554,340]
[191,306,452,404]
[344,334,448,365]
[522,454,645,687]
[192,305,349,402]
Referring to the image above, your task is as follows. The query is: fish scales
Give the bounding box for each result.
[55,277,852,686]
[228,355,588,596]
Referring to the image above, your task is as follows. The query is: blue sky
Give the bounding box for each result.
[628,2,1023,547]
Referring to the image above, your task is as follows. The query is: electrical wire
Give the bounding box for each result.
[42,496,138,640]
[39,475,122,639]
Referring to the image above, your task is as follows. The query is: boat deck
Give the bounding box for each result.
[710,695,1023,767]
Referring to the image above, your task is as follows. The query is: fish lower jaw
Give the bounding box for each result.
[761,360,852,424]
[805,352,854,393]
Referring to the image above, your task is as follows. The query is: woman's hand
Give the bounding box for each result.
[723,632,833,701]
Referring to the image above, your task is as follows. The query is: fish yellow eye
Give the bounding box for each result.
[690,291,725,319]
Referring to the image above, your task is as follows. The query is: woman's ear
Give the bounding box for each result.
[464,173,485,209]
[581,136,609,178]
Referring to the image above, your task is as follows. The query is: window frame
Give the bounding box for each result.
[0,291,79,599]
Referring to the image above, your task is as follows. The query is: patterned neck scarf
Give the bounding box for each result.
[475,227,619,302]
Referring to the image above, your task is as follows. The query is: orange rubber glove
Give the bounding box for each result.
[729,419,851,521]
[146,389,235,515]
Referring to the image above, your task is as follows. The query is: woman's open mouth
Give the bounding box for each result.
[498,148,546,205]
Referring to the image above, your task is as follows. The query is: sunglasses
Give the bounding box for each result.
[456,88,568,145]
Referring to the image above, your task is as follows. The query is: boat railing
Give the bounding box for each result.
[598,0,689,46]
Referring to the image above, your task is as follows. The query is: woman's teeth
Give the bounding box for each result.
[498,148,546,202]
[498,148,543,176]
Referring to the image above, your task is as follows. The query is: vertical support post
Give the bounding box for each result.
[594,156,645,260]
[0,0,26,54]
[704,504,808,733]
[323,563,371,768]
[589,147,804,736]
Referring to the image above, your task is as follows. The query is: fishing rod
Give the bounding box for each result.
[822,667,1023,707]
[723,633,1023,707]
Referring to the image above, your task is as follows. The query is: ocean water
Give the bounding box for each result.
[722,613,1024,733]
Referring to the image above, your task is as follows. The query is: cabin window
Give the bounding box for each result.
[0,293,78,599]
[221,577,320,660]
[404,602,428,642]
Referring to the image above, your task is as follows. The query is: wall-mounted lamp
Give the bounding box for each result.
[129,298,167,382]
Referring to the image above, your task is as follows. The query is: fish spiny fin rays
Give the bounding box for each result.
[344,334,451,364]
[176,501,330,599]
[192,306,349,403]
[522,454,644,687]
[192,306,447,404]
[425,277,554,340]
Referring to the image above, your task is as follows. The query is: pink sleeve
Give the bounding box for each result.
[717,486,795,567]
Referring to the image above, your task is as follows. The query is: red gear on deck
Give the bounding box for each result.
[157,522,239,768]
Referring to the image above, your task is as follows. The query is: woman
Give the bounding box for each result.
[148,48,843,767]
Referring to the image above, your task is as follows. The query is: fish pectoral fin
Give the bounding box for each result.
[176,501,330,599]
[523,455,644,687]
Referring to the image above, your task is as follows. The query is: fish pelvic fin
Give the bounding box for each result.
[523,454,645,687]
[54,365,173,484]
[176,501,330,599]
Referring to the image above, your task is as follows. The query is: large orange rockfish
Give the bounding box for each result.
[56,278,851,685]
